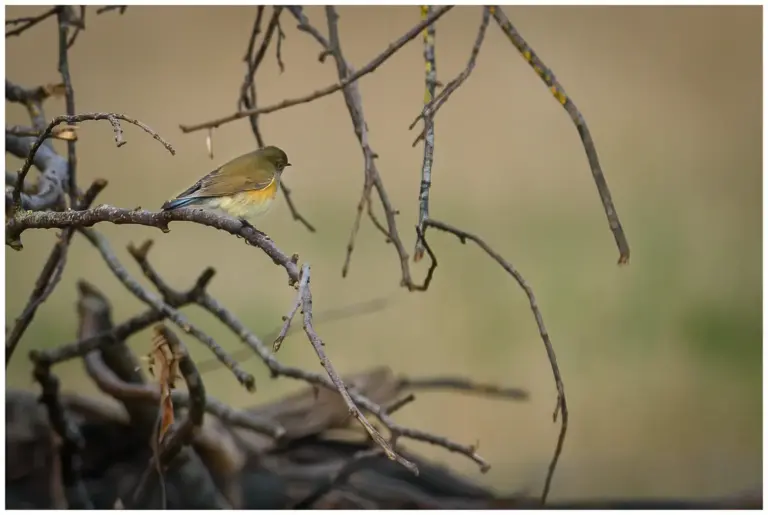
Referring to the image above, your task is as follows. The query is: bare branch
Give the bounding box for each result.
[410,7,491,147]
[236,7,316,232]
[82,325,284,438]
[11,113,175,211]
[490,6,630,265]
[179,6,453,133]
[423,217,567,504]
[6,206,301,286]
[298,263,415,471]
[77,227,256,391]
[399,374,529,401]
[65,6,87,49]
[289,6,432,290]
[6,179,107,367]
[29,356,93,508]
[57,6,78,204]
[196,278,490,472]
[272,273,303,352]
[5,7,58,38]
[95,6,127,15]
[413,5,439,262]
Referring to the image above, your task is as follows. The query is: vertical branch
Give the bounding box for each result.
[57,6,78,204]
[29,357,93,509]
[413,5,437,262]
[489,6,630,265]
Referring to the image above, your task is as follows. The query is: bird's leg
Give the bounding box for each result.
[239,217,268,239]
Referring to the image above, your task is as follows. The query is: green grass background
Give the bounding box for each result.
[6,5,761,501]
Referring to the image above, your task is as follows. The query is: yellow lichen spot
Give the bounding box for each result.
[523,49,532,62]
[488,6,496,14]
[550,86,567,105]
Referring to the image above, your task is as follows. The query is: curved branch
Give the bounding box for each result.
[11,112,175,210]
[423,218,567,504]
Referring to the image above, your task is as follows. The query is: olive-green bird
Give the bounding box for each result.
[161,146,291,225]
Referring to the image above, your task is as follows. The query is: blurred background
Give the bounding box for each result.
[6,5,761,501]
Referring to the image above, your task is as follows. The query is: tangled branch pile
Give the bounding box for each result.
[6,5,632,509]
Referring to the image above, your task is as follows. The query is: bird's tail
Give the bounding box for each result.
[161,197,198,211]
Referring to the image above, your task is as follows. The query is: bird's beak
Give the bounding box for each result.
[286,163,292,167]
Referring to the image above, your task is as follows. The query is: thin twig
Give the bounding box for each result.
[273,269,304,352]
[65,6,86,49]
[95,6,127,15]
[279,181,316,232]
[179,6,453,133]
[298,263,414,471]
[410,7,491,147]
[490,6,630,265]
[399,375,529,401]
[57,6,79,205]
[5,7,58,38]
[11,113,175,210]
[6,179,107,367]
[423,217,567,504]
[291,6,430,290]
[413,5,438,262]
[237,7,315,232]
[275,15,286,72]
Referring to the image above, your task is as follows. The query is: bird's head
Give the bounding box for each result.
[261,146,291,172]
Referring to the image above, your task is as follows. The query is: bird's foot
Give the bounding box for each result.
[239,217,267,239]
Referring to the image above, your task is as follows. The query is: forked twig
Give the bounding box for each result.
[179,6,453,133]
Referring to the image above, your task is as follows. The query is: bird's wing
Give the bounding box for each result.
[171,156,274,201]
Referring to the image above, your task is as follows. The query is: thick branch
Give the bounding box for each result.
[29,358,93,508]
[6,80,68,211]
[6,205,301,284]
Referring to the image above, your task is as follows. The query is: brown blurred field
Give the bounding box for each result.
[5,5,761,501]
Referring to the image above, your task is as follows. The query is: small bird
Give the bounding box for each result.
[161,146,291,229]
